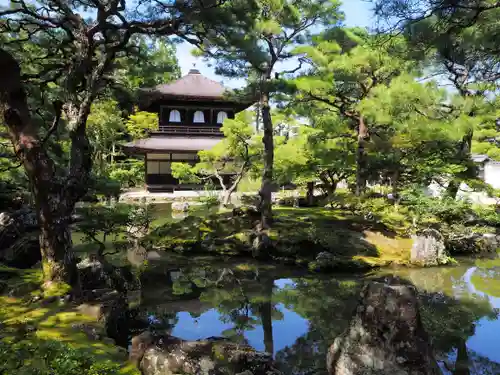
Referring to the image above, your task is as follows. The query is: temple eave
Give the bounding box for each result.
[122,136,223,154]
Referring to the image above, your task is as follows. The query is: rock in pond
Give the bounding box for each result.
[447,230,499,255]
[315,251,335,268]
[411,228,449,266]
[327,276,440,375]
[78,293,132,347]
[171,202,190,212]
[77,256,140,292]
[131,331,283,375]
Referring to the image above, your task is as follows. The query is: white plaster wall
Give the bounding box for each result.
[484,162,500,189]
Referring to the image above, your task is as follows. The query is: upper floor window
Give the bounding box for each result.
[193,110,205,123]
[217,111,228,124]
[169,109,181,122]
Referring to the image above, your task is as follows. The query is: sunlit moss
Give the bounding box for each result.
[44,282,72,297]
[234,263,256,272]
[145,207,428,270]
[0,268,139,375]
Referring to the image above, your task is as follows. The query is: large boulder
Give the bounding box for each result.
[327,277,440,375]
[131,331,283,375]
[411,228,449,266]
[77,293,131,347]
[0,231,40,268]
[446,229,499,255]
[0,209,40,268]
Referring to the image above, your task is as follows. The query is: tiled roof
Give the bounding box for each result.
[145,69,228,99]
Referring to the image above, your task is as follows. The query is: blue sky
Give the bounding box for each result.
[0,0,373,85]
[176,0,374,86]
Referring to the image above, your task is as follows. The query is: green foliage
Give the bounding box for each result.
[196,184,222,209]
[196,0,343,79]
[401,187,474,225]
[0,339,120,375]
[472,205,500,227]
[75,203,153,254]
[274,115,355,192]
[116,37,181,91]
[173,112,260,198]
[125,111,159,140]
[84,175,122,201]
[108,159,145,188]
[171,162,200,184]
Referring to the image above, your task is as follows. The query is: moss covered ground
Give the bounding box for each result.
[143,207,416,271]
[0,266,139,375]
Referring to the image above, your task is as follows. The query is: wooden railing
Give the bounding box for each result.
[155,124,223,136]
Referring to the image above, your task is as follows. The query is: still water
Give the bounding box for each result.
[129,254,500,375]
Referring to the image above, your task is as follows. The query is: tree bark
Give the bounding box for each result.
[259,89,274,228]
[306,181,315,206]
[446,128,473,199]
[392,169,400,196]
[453,339,470,375]
[355,115,368,196]
[222,189,231,206]
[319,171,338,197]
[215,169,245,207]
[258,278,274,355]
[0,49,80,288]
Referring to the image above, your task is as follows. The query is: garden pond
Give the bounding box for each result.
[124,251,500,375]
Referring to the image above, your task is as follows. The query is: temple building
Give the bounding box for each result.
[123,69,253,192]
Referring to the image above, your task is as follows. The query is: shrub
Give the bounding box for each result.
[75,203,153,255]
[401,188,474,225]
[472,205,500,227]
[197,194,220,209]
[196,183,221,209]
[0,339,121,375]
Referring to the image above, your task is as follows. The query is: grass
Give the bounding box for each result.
[0,267,139,375]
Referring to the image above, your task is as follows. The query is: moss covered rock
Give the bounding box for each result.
[131,331,283,375]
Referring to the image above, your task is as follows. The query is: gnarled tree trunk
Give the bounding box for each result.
[259,89,274,228]
[0,48,86,288]
[306,181,315,206]
[446,128,473,199]
[355,115,369,196]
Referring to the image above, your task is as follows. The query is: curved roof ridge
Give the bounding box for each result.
[151,70,229,99]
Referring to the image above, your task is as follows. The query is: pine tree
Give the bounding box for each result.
[294,29,417,195]
[191,0,343,234]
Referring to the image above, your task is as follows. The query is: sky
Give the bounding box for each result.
[175,0,374,87]
[0,0,374,86]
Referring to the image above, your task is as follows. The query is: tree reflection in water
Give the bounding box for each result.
[136,259,499,375]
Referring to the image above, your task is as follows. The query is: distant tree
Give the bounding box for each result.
[125,111,159,140]
[76,203,153,257]
[294,29,418,195]
[86,100,124,176]
[116,36,181,91]
[172,112,260,206]
[274,115,355,197]
[373,0,500,197]
[358,74,477,193]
